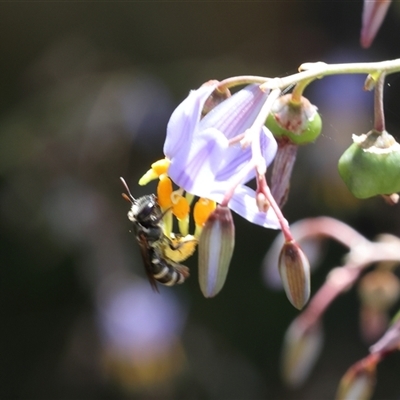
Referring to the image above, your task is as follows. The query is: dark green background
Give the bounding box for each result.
[1,3,400,399]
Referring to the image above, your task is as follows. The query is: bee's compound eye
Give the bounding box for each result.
[142,201,156,218]
[134,195,161,227]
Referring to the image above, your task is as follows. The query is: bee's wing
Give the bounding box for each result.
[137,232,159,293]
[172,262,190,279]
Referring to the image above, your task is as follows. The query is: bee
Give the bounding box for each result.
[120,177,196,291]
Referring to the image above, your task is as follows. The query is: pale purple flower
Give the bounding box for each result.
[164,82,280,229]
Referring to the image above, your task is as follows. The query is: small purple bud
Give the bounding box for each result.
[198,206,235,298]
[278,240,310,309]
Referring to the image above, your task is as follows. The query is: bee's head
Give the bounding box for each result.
[120,177,163,228]
[130,194,162,227]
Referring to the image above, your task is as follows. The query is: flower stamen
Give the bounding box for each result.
[194,198,217,237]
[171,192,190,220]
[157,175,173,208]
[139,158,171,186]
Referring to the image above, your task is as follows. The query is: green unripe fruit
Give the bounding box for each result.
[338,130,400,199]
[266,94,322,145]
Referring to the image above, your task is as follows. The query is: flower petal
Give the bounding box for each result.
[163,83,219,158]
[200,84,270,140]
[209,185,282,229]
[213,126,277,184]
[168,128,229,195]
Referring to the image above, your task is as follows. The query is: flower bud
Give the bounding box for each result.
[336,363,376,400]
[358,270,400,311]
[338,130,400,198]
[198,206,235,298]
[265,94,322,145]
[281,319,323,388]
[278,240,310,309]
[358,269,400,342]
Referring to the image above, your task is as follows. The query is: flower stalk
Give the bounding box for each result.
[218,58,400,95]
[373,72,386,132]
[272,218,400,389]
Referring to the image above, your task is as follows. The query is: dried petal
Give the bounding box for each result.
[270,141,298,207]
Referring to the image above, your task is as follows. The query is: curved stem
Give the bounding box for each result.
[296,237,400,330]
[218,75,270,91]
[291,78,314,103]
[259,176,293,241]
[218,59,400,94]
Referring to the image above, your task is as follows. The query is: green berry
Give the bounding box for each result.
[266,94,322,145]
[338,130,400,198]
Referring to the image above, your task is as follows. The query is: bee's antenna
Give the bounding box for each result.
[120,177,135,203]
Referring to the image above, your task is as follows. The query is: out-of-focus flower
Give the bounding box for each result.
[358,269,400,343]
[361,0,391,48]
[97,281,187,392]
[281,319,323,388]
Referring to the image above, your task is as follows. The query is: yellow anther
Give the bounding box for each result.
[171,192,190,220]
[138,169,158,186]
[151,158,170,176]
[194,198,216,227]
[138,158,171,186]
[157,175,173,208]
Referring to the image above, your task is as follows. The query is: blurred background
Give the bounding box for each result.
[1,3,400,399]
